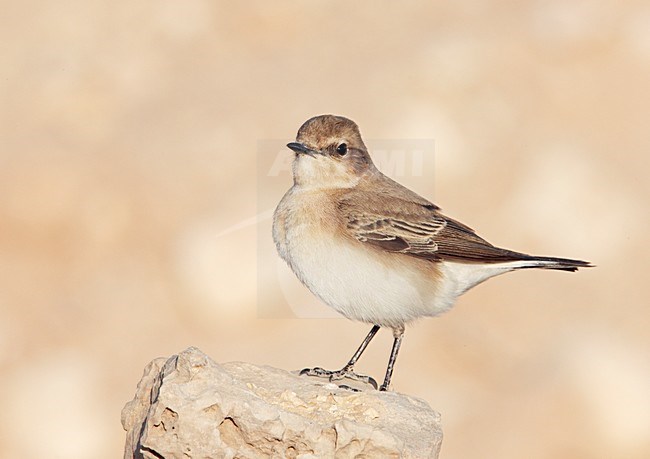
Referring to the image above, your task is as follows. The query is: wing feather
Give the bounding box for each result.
[339,189,531,263]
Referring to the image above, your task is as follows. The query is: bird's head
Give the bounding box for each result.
[287,115,376,189]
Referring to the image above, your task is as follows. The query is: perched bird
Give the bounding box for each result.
[273,114,591,391]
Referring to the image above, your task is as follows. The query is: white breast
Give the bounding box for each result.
[273,188,457,327]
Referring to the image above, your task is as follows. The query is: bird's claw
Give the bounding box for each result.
[299,366,378,390]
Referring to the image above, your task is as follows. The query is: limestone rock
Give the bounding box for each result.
[122,347,443,458]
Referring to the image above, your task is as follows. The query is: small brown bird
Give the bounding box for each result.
[273,114,591,391]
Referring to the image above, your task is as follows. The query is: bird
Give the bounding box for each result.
[272,114,591,391]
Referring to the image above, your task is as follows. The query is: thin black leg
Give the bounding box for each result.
[379,325,405,391]
[342,324,380,370]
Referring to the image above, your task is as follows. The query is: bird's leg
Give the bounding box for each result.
[379,325,405,391]
[300,325,380,389]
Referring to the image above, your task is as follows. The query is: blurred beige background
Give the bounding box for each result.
[1,1,649,458]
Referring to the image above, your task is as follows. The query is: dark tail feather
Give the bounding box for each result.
[517,255,594,272]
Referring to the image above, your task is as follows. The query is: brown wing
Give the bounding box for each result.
[339,189,529,263]
[347,213,446,257]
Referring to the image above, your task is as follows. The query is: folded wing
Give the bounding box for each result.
[340,190,567,264]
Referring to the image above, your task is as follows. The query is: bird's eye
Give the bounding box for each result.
[336,143,348,156]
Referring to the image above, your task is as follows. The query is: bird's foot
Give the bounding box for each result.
[299,366,378,390]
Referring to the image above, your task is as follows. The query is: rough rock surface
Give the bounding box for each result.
[122,347,443,458]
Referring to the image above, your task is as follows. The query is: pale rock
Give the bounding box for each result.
[122,347,442,458]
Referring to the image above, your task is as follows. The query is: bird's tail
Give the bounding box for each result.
[513,255,594,272]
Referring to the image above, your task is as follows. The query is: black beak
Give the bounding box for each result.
[287,142,319,156]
